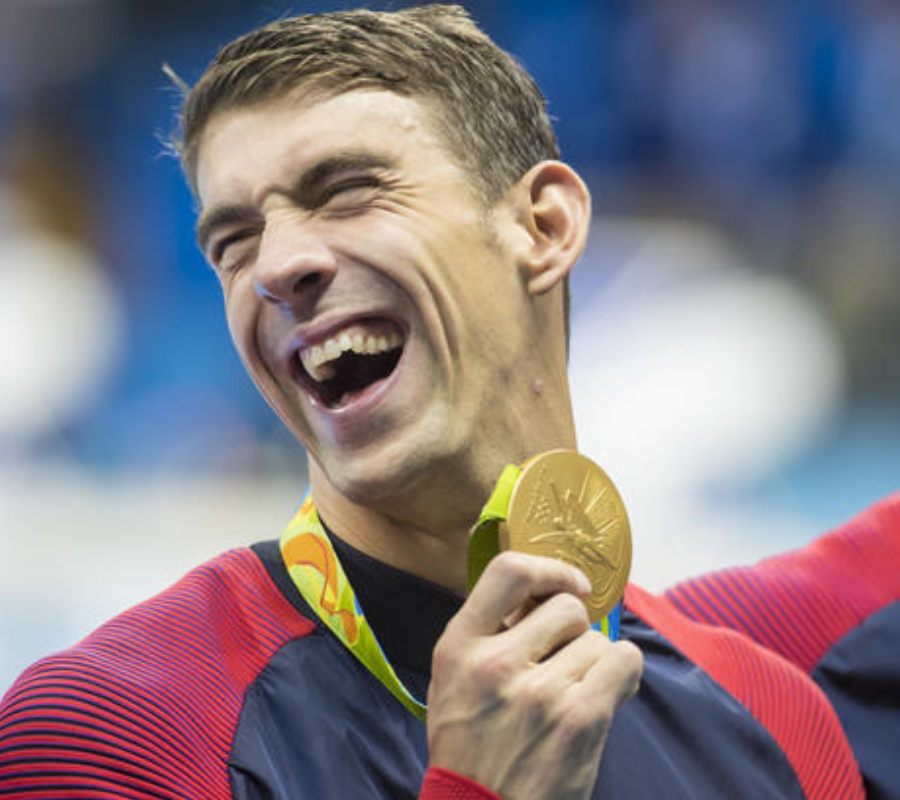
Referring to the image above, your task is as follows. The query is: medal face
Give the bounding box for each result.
[502,450,632,622]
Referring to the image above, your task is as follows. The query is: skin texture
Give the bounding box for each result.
[195,89,642,800]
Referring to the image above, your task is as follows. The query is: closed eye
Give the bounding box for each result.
[211,229,257,269]
[316,176,383,210]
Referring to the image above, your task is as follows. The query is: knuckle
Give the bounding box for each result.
[617,639,643,663]
[517,669,557,707]
[488,550,531,582]
[431,629,467,675]
[507,671,559,728]
[616,641,644,691]
[553,592,590,624]
[557,701,610,750]
[543,593,590,640]
[580,628,609,658]
[431,636,454,667]
[468,646,515,686]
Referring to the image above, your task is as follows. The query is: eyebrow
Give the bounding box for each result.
[196,151,397,254]
[196,204,255,255]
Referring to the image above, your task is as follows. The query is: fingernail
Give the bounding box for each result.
[574,569,591,594]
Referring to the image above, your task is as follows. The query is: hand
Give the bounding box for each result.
[427,551,643,800]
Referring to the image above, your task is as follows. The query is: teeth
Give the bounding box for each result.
[299,326,403,383]
[313,362,336,381]
[300,347,335,382]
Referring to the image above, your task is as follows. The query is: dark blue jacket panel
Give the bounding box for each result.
[814,600,900,800]
[232,542,806,800]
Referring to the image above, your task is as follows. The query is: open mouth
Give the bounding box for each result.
[294,321,405,409]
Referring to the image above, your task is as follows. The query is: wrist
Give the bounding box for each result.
[421,766,505,800]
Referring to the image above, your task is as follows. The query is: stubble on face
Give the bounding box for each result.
[195,90,574,544]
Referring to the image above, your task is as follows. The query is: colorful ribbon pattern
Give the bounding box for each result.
[280,476,621,722]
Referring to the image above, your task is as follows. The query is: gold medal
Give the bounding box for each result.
[500,450,632,623]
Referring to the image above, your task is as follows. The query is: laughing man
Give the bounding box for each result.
[1,6,898,800]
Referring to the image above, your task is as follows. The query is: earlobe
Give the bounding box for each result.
[516,161,591,296]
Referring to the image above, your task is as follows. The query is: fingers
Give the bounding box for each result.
[539,627,611,683]
[500,591,592,664]
[560,639,643,753]
[542,634,643,705]
[457,551,591,637]
[427,547,642,800]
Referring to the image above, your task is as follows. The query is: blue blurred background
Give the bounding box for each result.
[1,0,898,688]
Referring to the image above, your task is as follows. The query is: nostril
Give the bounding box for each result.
[293,272,322,292]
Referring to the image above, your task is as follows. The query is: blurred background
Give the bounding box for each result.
[1,0,898,689]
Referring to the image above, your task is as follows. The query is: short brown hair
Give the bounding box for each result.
[173,4,560,202]
[172,4,570,343]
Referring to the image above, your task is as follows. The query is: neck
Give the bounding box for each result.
[308,368,577,593]
[308,476,473,591]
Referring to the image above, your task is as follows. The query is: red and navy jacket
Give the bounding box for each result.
[1,492,898,799]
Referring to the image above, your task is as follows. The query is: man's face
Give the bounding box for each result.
[195,91,538,503]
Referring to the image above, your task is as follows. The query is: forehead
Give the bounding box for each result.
[194,90,452,208]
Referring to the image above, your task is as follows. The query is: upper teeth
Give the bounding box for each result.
[300,330,403,382]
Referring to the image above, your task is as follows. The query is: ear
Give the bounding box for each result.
[512,161,591,296]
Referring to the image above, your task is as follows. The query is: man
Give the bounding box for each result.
[1,6,897,799]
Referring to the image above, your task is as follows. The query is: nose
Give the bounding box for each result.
[253,212,336,308]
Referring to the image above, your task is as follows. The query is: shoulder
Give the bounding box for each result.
[0,545,315,798]
[664,491,900,671]
[625,584,865,800]
[624,492,900,800]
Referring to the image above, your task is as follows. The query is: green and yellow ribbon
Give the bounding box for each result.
[280,471,621,722]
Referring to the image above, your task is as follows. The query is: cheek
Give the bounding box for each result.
[223,291,251,359]
[225,292,302,428]
[222,282,273,387]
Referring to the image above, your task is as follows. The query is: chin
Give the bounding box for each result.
[326,425,478,509]
[312,437,433,503]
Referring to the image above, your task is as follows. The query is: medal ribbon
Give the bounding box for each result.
[279,468,622,722]
[280,496,428,721]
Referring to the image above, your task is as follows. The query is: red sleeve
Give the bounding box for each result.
[420,766,504,800]
[626,584,864,800]
[664,491,900,672]
[0,548,314,798]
